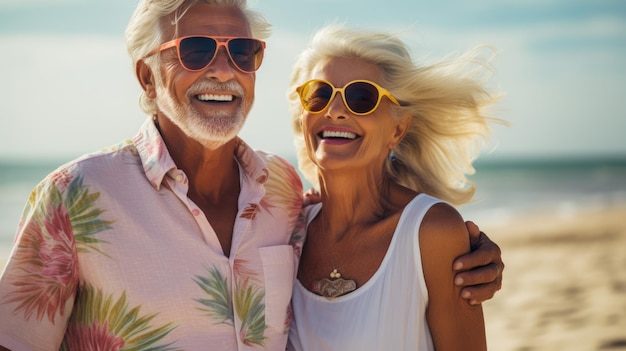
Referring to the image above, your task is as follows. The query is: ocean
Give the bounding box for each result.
[1,156,626,262]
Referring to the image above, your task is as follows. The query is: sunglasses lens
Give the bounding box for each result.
[178,37,217,71]
[228,38,264,72]
[177,37,264,72]
[300,81,334,113]
[345,82,380,114]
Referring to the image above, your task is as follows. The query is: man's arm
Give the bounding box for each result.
[454,221,504,305]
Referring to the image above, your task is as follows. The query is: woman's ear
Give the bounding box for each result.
[136,59,156,99]
[392,111,412,144]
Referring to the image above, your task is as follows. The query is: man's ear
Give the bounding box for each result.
[136,59,156,99]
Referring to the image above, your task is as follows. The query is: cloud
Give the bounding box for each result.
[1,1,624,163]
[0,31,307,162]
[0,34,142,161]
[380,11,626,157]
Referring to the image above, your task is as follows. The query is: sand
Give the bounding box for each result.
[1,206,625,350]
[482,205,626,351]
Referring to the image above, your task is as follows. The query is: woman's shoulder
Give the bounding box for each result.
[419,200,469,254]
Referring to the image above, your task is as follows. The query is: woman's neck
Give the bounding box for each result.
[317,171,392,235]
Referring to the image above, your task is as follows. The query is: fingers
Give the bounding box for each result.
[455,224,505,304]
[454,232,502,271]
[302,188,321,206]
[455,262,500,287]
[455,262,503,304]
[465,220,481,240]
[303,188,319,197]
[460,283,498,305]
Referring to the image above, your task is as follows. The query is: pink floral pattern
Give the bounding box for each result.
[0,117,303,350]
[64,321,126,351]
[3,188,79,323]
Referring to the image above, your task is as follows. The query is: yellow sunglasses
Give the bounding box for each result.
[296,79,400,116]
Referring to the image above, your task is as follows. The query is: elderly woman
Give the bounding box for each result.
[287,24,503,350]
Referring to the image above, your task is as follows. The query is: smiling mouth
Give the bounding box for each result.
[318,130,358,140]
[195,93,235,102]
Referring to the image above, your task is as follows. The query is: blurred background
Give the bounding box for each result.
[1,1,625,349]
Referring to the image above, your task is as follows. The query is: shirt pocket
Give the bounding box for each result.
[259,245,295,331]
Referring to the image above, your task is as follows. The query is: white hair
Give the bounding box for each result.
[288,24,505,205]
[125,0,271,115]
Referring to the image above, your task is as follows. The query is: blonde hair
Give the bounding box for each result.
[288,24,504,206]
[125,0,271,115]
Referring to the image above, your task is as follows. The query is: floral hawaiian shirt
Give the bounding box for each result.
[0,117,306,350]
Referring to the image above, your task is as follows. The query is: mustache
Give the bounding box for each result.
[188,80,245,96]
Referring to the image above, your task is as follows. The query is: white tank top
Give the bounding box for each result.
[288,194,441,351]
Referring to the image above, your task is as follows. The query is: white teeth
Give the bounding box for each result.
[197,94,234,102]
[322,131,357,139]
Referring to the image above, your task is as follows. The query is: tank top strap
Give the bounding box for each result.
[394,193,446,281]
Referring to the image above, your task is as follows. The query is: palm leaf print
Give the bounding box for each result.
[63,175,113,255]
[234,281,266,346]
[4,201,78,322]
[289,210,308,258]
[61,285,179,351]
[240,203,259,220]
[194,267,267,346]
[1,173,114,323]
[260,156,303,218]
[194,267,234,324]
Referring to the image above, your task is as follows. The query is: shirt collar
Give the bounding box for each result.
[132,117,175,189]
[234,138,270,187]
[132,117,269,190]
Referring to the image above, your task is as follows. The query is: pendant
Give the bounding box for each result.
[312,270,357,299]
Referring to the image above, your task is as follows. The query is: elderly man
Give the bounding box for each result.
[0,1,502,350]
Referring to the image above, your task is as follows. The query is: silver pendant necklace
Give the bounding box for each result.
[312,270,357,299]
[311,217,359,299]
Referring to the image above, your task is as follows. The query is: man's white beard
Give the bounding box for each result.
[155,80,249,150]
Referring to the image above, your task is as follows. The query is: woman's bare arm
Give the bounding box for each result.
[420,203,487,351]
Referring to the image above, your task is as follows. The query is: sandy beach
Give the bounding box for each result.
[482,205,626,351]
[1,205,625,350]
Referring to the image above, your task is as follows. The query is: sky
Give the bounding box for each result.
[0,0,625,164]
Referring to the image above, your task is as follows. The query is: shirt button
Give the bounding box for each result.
[192,209,201,216]
[175,174,184,182]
